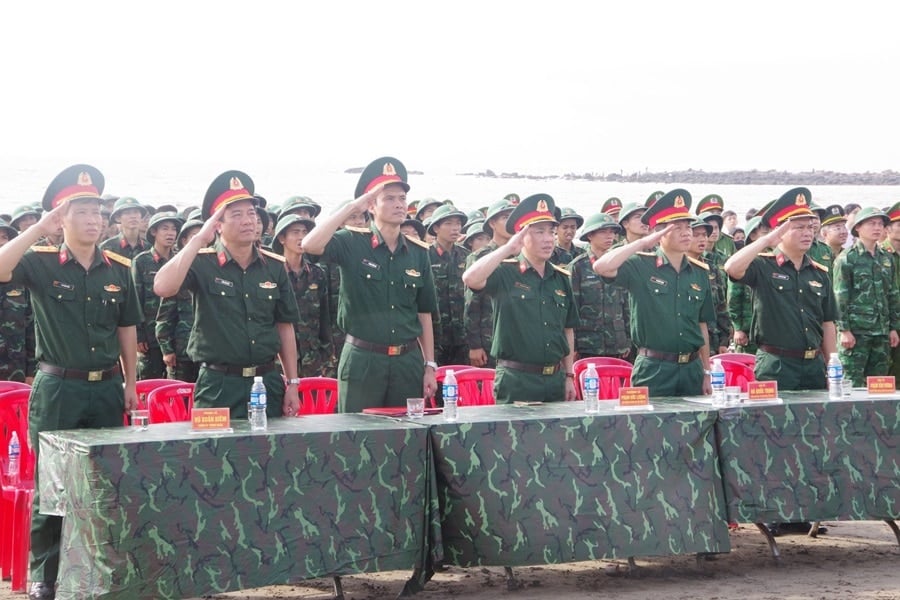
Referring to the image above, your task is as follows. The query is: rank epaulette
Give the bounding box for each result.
[404,234,430,249]
[259,248,286,262]
[810,259,829,272]
[687,256,709,271]
[198,247,217,254]
[346,226,370,234]
[759,252,775,257]
[501,258,518,263]
[636,251,656,257]
[103,250,131,268]
[32,246,59,253]
[550,263,571,276]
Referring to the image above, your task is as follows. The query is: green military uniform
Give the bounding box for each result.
[132,247,169,379]
[464,242,497,367]
[885,240,900,381]
[550,244,584,266]
[833,229,900,385]
[569,251,630,357]
[428,241,470,366]
[155,290,198,382]
[714,234,736,257]
[0,281,34,382]
[99,232,150,260]
[323,259,342,377]
[727,275,754,353]
[807,238,835,274]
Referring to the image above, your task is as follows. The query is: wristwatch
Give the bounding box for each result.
[287,377,301,385]
[565,373,575,379]
[424,361,438,370]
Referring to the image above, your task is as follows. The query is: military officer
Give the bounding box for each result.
[594,190,715,397]
[568,213,630,359]
[550,207,585,266]
[883,202,900,380]
[463,194,578,403]
[301,157,438,412]
[724,187,838,389]
[832,207,900,384]
[696,193,737,257]
[100,196,150,259]
[132,211,184,379]
[424,204,470,366]
[601,197,623,220]
[0,165,141,600]
[820,204,848,275]
[153,171,301,417]
[806,203,835,271]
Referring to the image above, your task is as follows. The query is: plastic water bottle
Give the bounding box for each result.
[827,353,843,401]
[7,431,20,484]
[583,363,599,413]
[710,359,726,406]
[249,376,268,431]
[443,369,458,422]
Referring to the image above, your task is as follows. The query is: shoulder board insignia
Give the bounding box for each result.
[198,247,217,254]
[687,256,709,271]
[404,234,430,249]
[6,289,23,297]
[810,259,829,272]
[346,226,370,234]
[259,248,286,262]
[550,263,571,276]
[102,250,131,268]
[759,252,775,257]
[32,246,59,253]
[501,258,518,263]
[636,251,656,257]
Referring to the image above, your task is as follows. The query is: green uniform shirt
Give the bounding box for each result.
[132,247,169,348]
[0,282,35,381]
[464,241,498,352]
[286,259,333,375]
[319,225,437,345]
[605,249,715,353]
[155,289,193,359]
[808,239,835,275]
[832,241,900,334]
[182,241,299,365]
[568,251,630,355]
[550,244,585,267]
[714,234,736,257]
[9,244,142,369]
[481,255,579,364]
[428,243,470,347]
[732,249,838,350]
[100,234,150,260]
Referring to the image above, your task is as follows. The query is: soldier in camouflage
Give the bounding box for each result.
[550,207,585,266]
[424,205,470,366]
[883,202,900,380]
[698,212,732,353]
[727,216,769,354]
[0,220,35,382]
[568,213,630,359]
[100,197,150,259]
[832,207,900,385]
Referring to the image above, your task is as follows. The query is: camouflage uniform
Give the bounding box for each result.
[714,233,736,257]
[726,277,756,354]
[429,243,470,366]
[568,251,630,357]
[155,291,199,382]
[0,282,35,382]
[286,261,333,377]
[832,241,900,384]
[132,247,169,379]
[549,244,584,267]
[464,241,497,367]
[808,238,835,276]
[100,234,150,261]
[703,251,732,353]
[884,242,900,380]
[322,259,342,377]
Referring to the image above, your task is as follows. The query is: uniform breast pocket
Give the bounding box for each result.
[771,278,795,294]
[359,265,383,283]
[256,286,281,302]
[209,281,237,298]
[49,285,75,303]
[646,281,670,298]
[401,273,423,302]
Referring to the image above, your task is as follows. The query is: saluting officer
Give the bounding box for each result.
[302,157,438,412]
[154,171,301,417]
[0,165,141,600]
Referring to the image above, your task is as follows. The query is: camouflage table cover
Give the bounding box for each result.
[39,415,441,600]
[715,391,900,523]
[423,400,731,566]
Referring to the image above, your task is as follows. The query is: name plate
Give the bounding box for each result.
[191,408,231,432]
[748,381,779,401]
[619,386,650,407]
[867,376,896,395]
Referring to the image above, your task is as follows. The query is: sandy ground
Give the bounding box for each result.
[2,521,898,599]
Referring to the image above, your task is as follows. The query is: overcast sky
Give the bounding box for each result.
[3,1,897,175]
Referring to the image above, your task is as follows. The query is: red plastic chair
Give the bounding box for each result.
[0,381,30,394]
[719,359,756,392]
[0,389,35,592]
[712,352,756,369]
[573,357,633,399]
[454,368,496,406]
[432,366,474,407]
[146,383,195,423]
[296,377,339,415]
[136,378,186,408]
[578,364,633,401]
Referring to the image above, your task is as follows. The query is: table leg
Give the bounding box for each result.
[884,520,900,549]
[754,522,782,564]
[504,566,523,591]
[332,575,344,599]
[808,520,821,538]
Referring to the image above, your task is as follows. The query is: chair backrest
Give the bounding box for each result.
[719,359,756,392]
[297,377,339,415]
[136,378,186,408]
[453,368,496,406]
[0,381,31,394]
[573,357,633,399]
[146,383,195,423]
[0,389,35,481]
[578,364,633,401]
[432,366,474,407]
[712,352,756,368]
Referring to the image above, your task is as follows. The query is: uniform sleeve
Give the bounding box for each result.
[131,256,150,345]
[416,250,438,314]
[727,278,750,333]
[699,276,716,325]
[831,254,850,330]
[821,271,840,324]
[319,229,352,265]
[155,296,177,355]
[118,267,145,328]
[273,263,300,324]
[563,276,580,329]
[730,256,762,287]
[889,260,900,332]
[602,254,639,290]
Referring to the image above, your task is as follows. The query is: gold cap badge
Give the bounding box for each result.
[78,172,92,186]
[230,177,243,190]
[674,196,685,208]
[537,199,548,212]
[383,162,396,176]
[795,193,807,206]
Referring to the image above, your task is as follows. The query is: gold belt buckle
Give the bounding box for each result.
[87,370,103,382]
[542,365,556,375]
[387,345,402,356]
[242,367,257,377]
[677,353,691,364]
[803,349,817,360]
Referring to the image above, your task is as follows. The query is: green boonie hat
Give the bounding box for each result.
[146,211,185,244]
[557,207,584,228]
[851,206,890,237]
[0,219,18,240]
[110,197,148,222]
[355,156,410,199]
[820,204,846,226]
[461,228,489,250]
[745,216,765,239]
[617,202,645,225]
[760,187,813,229]
[698,211,724,230]
[601,197,622,215]
[642,189,693,228]
[177,219,203,246]
[477,206,488,215]
[202,170,256,220]
[696,194,724,215]
[645,191,664,208]
[256,205,270,233]
[482,199,516,237]
[272,213,316,254]
[503,193,521,205]
[689,217,713,236]
[415,198,443,222]
[463,216,485,234]
[280,195,321,219]
[505,193,557,235]
[424,204,468,237]
[577,212,621,242]
[401,218,426,240]
[156,204,178,214]
[10,205,40,229]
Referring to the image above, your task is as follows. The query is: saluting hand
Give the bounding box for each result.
[638,224,673,250]
[194,204,226,247]
[503,224,528,257]
[762,220,792,248]
[354,182,383,214]
[36,202,67,236]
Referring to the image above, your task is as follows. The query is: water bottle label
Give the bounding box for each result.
[827,365,843,379]
[584,378,598,392]
[250,392,267,407]
[711,373,726,386]
[443,384,457,400]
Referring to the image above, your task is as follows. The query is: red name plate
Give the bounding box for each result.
[191,407,231,431]
[748,381,779,400]
[619,386,650,407]
[867,376,896,395]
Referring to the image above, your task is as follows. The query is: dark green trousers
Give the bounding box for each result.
[839,334,891,386]
[631,355,704,397]
[29,371,125,584]
[493,367,565,404]
[137,345,166,380]
[337,344,424,412]
[755,351,826,391]
[194,367,285,418]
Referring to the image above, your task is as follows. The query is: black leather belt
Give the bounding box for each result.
[201,361,276,377]
[497,359,561,375]
[345,334,417,356]
[38,362,121,382]
[637,348,700,364]
[759,344,821,360]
